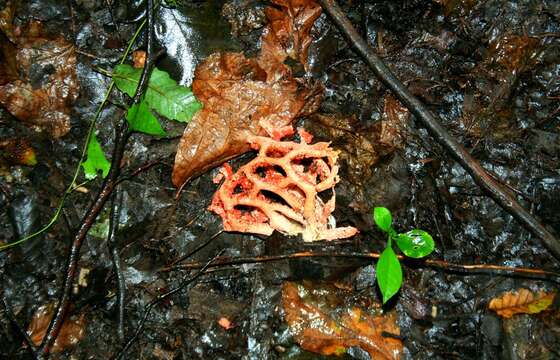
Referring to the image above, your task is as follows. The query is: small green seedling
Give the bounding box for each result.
[373,207,435,304]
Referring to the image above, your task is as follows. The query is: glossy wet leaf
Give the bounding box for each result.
[172,52,322,188]
[489,289,556,318]
[112,64,201,122]
[81,133,110,180]
[0,18,79,138]
[282,281,403,359]
[27,303,86,353]
[373,207,393,232]
[126,100,166,136]
[376,246,402,304]
[396,230,435,258]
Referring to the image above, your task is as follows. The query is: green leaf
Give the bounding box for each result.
[376,246,402,304]
[127,101,166,136]
[373,207,393,232]
[81,133,110,180]
[112,64,202,122]
[396,230,435,258]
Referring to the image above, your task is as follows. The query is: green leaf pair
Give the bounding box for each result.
[373,207,435,304]
[81,64,202,180]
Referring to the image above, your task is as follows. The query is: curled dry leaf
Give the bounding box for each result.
[209,133,358,241]
[27,303,86,353]
[282,281,402,359]
[488,288,556,318]
[0,4,79,138]
[172,0,323,190]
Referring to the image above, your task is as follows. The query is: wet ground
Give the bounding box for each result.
[1,0,560,359]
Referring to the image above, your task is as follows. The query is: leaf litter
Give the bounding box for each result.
[489,288,556,318]
[171,0,324,189]
[282,281,403,359]
[0,2,79,138]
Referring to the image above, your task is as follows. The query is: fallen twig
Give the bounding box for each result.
[107,191,125,341]
[318,0,560,260]
[111,251,223,360]
[166,251,560,283]
[36,0,156,356]
[1,297,39,359]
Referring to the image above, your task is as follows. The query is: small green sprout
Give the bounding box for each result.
[373,206,435,304]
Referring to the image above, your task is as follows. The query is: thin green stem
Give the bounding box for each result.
[0,19,147,252]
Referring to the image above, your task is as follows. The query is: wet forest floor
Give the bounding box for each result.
[1,0,560,359]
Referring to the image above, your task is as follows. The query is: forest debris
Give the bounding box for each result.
[487,35,540,74]
[0,4,79,138]
[27,303,86,353]
[209,134,358,241]
[258,0,322,80]
[132,49,146,68]
[378,95,409,153]
[282,281,402,359]
[172,52,322,188]
[488,289,555,318]
[172,0,323,189]
[221,1,266,37]
[0,138,37,166]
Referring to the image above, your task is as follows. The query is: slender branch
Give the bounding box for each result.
[107,191,125,341]
[1,297,39,359]
[36,0,156,356]
[318,0,560,260]
[111,251,223,360]
[166,251,560,282]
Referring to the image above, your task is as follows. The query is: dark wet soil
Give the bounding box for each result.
[1,0,559,359]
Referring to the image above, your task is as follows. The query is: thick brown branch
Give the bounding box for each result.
[318,0,560,260]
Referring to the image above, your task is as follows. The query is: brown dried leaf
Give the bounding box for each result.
[488,289,556,318]
[171,52,322,188]
[27,303,86,353]
[282,281,402,359]
[378,95,409,153]
[172,1,323,189]
[0,1,15,41]
[0,138,37,166]
[258,0,321,81]
[0,8,79,138]
[0,31,17,85]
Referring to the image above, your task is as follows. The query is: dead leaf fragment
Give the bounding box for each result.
[172,1,323,189]
[489,289,556,318]
[0,5,79,138]
[258,0,321,80]
[282,281,402,359]
[27,303,86,353]
[172,52,322,188]
[0,138,37,166]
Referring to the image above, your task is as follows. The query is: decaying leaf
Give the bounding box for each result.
[0,3,79,138]
[0,138,37,166]
[172,51,322,189]
[282,281,402,359]
[27,303,86,353]
[172,0,323,189]
[209,132,358,241]
[378,95,409,153]
[488,288,556,318]
[258,0,322,80]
